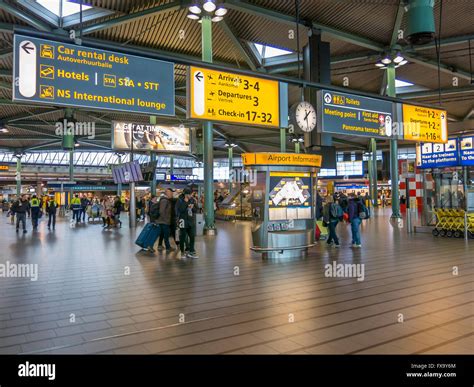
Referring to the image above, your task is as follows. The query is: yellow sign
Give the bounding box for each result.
[242,153,322,167]
[40,85,54,99]
[0,165,9,171]
[40,64,54,79]
[40,44,54,59]
[270,172,310,177]
[402,104,448,143]
[188,66,280,127]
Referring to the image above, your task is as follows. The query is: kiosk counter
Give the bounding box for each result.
[242,153,322,258]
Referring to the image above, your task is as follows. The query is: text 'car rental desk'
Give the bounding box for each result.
[242,153,322,259]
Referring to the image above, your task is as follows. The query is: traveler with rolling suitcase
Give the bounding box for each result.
[135,195,161,252]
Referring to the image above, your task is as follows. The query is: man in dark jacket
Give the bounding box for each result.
[157,188,175,251]
[80,196,90,222]
[29,194,41,231]
[175,188,198,258]
[347,196,362,248]
[47,196,58,230]
[12,195,30,233]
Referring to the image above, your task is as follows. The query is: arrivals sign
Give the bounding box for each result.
[318,90,395,139]
[402,104,447,143]
[112,122,190,152]
[0,165,9,170]
[188,66,286,128]
[242,153,322,167]
[13,34,175,115]
[459,135,474,166]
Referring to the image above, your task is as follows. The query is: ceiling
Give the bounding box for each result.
[0,0,473,157]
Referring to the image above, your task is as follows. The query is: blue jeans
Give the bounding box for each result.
[351,218,361,245]
[327,220,339,245]
[72,209,81,222]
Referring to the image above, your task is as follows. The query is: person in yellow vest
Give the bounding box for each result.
[30,194,41,231]
[70,194,82,224]
[46,196,58,230]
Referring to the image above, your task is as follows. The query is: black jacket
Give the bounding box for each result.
[149,201,160,223]
[175,195,197,228]
[12,200,30,215]
[46,201,58,215]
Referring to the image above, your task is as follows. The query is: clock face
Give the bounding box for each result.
[294,101,317,132]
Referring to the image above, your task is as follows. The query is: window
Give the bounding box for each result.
[253,43,292,59]
[36,0,92,17]
[395,79,414,88]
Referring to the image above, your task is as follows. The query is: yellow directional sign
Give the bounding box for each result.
[402,104,448,143]
[242,153,322,167]
[188,66,280,127]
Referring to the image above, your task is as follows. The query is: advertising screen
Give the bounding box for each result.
[268,172,312,221]
[112,122,190,152]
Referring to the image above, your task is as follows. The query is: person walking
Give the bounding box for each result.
[347,196,362,248]
[71,194,82,224]
[11,194,30,233]
[80,195,90,223]
[113,196,122,228]
[145,195,161,252]
[30,194,41,231]
[322,196,343,248]
[156,188,175,252]
[47,196,58,230]
[176,188,198,258]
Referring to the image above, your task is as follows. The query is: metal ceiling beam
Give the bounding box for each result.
[400,85,474,99]
[331,138,367,150]
[224,0,384,52]
[220,19,257,71]
[390,1,405,47]
[411,34,474,52]
[463,108,474,121]
[0,0,52,31]
[81,0,182,35]
[0,80,11,90]
[62,7,117,28]
[3,125,61,137]
[212,126,248,153]
[0,70,11,78]
[404,53,472,81]
[5,108,63,123]
[0,136,61,141]
[0,22,14,33]
[24,140,61,151]
[76,140,112,150]
[17,0,59,27]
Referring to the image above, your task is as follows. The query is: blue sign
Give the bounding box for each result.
[13,34,175,115]
[318,89,395,139]
[417,138,459,168]
[459,136,474,166]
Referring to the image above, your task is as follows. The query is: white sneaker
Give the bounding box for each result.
[355,244,362,248]
[186,252,199,259]
[334,244,340,248]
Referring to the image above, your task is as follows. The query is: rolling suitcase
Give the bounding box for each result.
[135,223,160,249]
[316,220,328,241]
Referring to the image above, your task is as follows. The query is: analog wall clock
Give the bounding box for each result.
[290,101,317,133]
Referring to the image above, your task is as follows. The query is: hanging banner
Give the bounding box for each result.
[459,135,474,166]
[187,66,287,128]
[402,104,448,143]
[416,138,459,168]
[317,90,396,139]
[13,34,175,115]
[112,122,190,152]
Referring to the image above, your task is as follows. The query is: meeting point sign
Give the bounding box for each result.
[12,34,175,115]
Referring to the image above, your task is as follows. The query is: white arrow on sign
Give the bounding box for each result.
[193,70,205,116]
[324,93,332,104]
[18,40,37,98]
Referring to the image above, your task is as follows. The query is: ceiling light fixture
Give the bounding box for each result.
[186,1,227,23]
[375,50,408,70]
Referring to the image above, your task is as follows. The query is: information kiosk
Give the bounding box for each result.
[242,153,322,258]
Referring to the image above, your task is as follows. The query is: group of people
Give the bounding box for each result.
[317,192,370,248]
[5,194,59,233]
[145,187,199,259]
[69,194,123,229]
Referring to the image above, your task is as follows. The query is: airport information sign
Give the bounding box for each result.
[318,90,395,139]
[242,153,322,167]
[459,135,474,166]
[13,34,175,115]
[188,66,284,127]
[416,138,459,168]
[402,104,447,143]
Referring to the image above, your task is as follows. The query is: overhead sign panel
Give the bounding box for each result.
[402,104,447,143]
[459,135,474,166]
[416,138,459,168]
[318,90,395,139]
[242,153,322,167]
[13,34,175,115]
[112,122,190,152]
[188,66,284,127]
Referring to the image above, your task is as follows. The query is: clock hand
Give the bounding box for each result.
[304,110,310,121]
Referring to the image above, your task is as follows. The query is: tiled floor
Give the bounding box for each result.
[0,208,472,354]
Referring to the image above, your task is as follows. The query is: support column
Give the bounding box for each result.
[129,129,136,228]
[117,154,122,197]
[150,152,157,195]
[228,146,233,191]
[370,138,378,207]
[202,15,215,233]
[69,150,74,202]
[280,128,286,152]
[295,141,300,154]
[15,156,21,196]
[170,155,174,187]
[386,64,401,218]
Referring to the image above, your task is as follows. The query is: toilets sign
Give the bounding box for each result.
[12,34,175,115]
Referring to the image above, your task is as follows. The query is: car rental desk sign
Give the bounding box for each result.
[13,34,175,115]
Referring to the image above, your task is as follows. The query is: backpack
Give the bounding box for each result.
[330,203,343,219]
[358,202,370,219]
